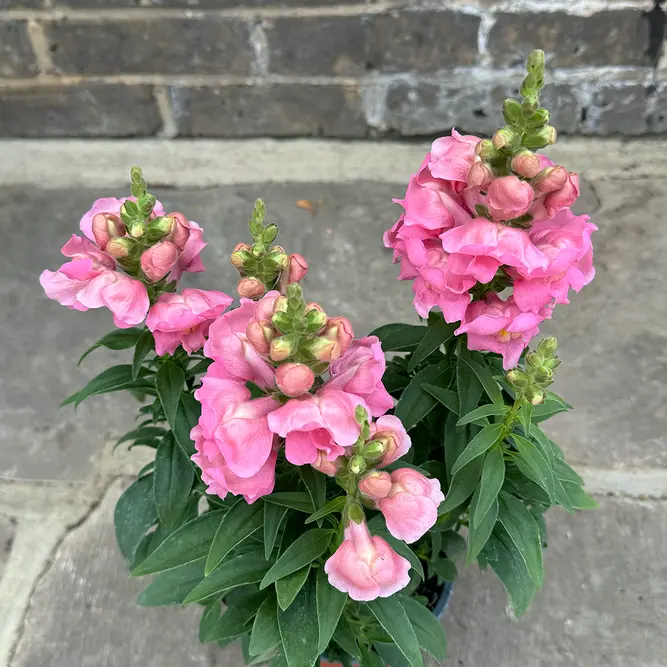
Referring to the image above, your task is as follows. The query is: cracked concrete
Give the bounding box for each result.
[1,139,666,666]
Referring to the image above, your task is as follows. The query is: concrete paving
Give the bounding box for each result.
[1,139,666,666]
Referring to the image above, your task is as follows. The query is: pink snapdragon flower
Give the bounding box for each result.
[275,363,315,397]
[324,519,411,601]
[165,217,207,282]
[328,336,393,417]
[78,196,166,241]
[146,288,233,356]
[191,425,277,504]
[195,363,279,477]
[140,241,180,282]
[204,292,279,389]
[369,415,411,467]
[456,293,550,369]
[486,175,534,221]
[428,129,481,184]
[288,254,309,283]
[267,386,367,466]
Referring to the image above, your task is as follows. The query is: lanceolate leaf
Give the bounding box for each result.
[360,646,386,667]
[137,558,205,607]
[156,362,185,428]
[264,492,314,513]
[472,445,506,529]
[366,596,423,667]
[521,398,533,437]
[407,317,456,372]
[422,384,459,415]
[63,364,154,407]
[456,354,484,419]
[451,423,504,477]
[173,392,200,456]
[114,475,157,566]
[316,566,348,653]
[466,495,498,565]
[400,595,447,662]
[300,467,326,525]
[369,323,426,352]
[276,565,311,611]
[250,596,281,656]
[439,456,484,513]
[264,502,290,559]
[278,576,320,667]
[457,403,509,426]
[305,496,347,525]
[512,434,556,501]
[132,329,155,380]
[153,432,194,527]
[460,356,504,406]
[78,328,144,365]
[395,363,451,431]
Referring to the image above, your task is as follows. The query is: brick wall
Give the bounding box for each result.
[0,0,664,138]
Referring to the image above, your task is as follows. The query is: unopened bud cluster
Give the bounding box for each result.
[231,199,308,299]
[507,335,560,404]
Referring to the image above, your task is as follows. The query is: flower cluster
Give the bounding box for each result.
[383,53,596,369]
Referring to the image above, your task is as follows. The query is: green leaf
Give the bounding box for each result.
[374,643,410,667]
[264,492,314,513]
[153,432,194,527]
[497,492,543,587]
[360,646,385,667]
[553,457,585,485]
[395,363,451,431]
[199,601,222,643]
[472,445,505,529]
[440,530,466,559]
[422,383,459,415]
[305,497,347,525]
[366,596,423,667]
[250,596,281,656]
[512,434,556,501]
[371,528,424,580]
[444,412,467,483]
[400,596,447,662]
[457,403,509,426]
[156,362,185,428]
[521,398,532,437]
[115,475,157,566]
[276,565,311,611]
[300,468,326,526]
[466,496,498,565]
[64,364,153,407]
[382,369,410,394]
[260,529,332,589]
[370,323,426,352]
[431,557,457,581]
[173,391,200,456]
[78,328,144,365]
[132,329,155,380]
[531,395,569,423]
[316,566,348,653]
[264,502,289,559]
[278,575,320,667]
[461,356,504,406]
[131,510,224,576]
[407,317,456,372]
[200,594,264,643]
[137,558,205,607]
[439,456,484,513]
[206,499,264,575]
[184,553,272,604]
[456,354,484,419]
[451,423,504,477]
[333,616,361,658]
[561,481,598,509]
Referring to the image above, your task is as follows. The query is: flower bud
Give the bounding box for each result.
[475,139,497,160]
[537,336,558,358]
[302,336,336,362]
[92,213,125,250]
[526,387,546,405]
[262,223,279,245]
[273,295,289,314]
[492,127,517,151]
[533,166,568,194]
[312,451,343,477]
[524,108,550,129]
[129,222,145,238]
[486,175,534,221]
[542,357,561,371]
[533,366,553,385]
[275,362,315,397]
[105,236,133,258]
[305,304,327,333]
[507,369,530,389]
[230,243,252,269]
[163,212,191,250]
[467,161,494,189]
[502,98,523,125]
[321,316,354,360]
[525,351,542,369]
[358,471,392,501]
[355,405,369,425]
[348,455,366,475]
[522,125,557,149]
[140,241,179,282]
[288,254,309,283]
[544,172,580,215]
[263,249,289,272]
[246,319,275,355]
[363,440,386,461]
[237,277,266,299]
[511,150,542,179]
[269,335,297,362]
[272,311,293,334]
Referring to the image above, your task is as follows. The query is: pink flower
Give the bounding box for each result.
[320,316,355,361]
[358,471,393,500]
[324,519,411,601]
[288,254,309,283]
[441,218,548,274]
[312,451,344,476]
[237,277,266,298]
[140,241,179,282]
[328,336,393,417]
[146,288,233,356]
[486,175,535,221]
[204,292,279,389]
[376,468,445,543]
[544,172,580,215]
[91,213,125,251]
[169,219,207,281]
[191,425,277,504]
[455,294,549,370]
[429,129,480,184]
[79,197,165,241]
[195,363,279,477]
[267,386,367,466]
[412,275,471,323]
[275,363,315,397]
[369,415,411,467]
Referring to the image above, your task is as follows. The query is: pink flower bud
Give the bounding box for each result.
[275,362,315,397]
[304,336,337,362]
[486,175,534,221]
[544,172,580,215]
[230,243,252,269]
[322,316,354,360]
[237,277,266,299]
[370,415,411,467]
[312,451,343,477]
[358,471,392,501]
[106,237,132,258]
[246,319,275,355]
[533,166,568,193]
[140,241,179,282]
[164,212,191,250]
[511,151,542,178]
[466,161,494,189]
[288,253,309,283]
[269,335,295,362]
[92,213,125,250]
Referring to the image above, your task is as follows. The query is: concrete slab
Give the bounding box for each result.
[443,497,667,667]
[0,514,16,581]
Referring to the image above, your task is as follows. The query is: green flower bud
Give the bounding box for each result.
[507,369,530,389]
[348,455,366,475]
[129,222,145,238]
[271,311,293,334]
[522,126,557,149]
[525,108,550,129]
[527,49,545,74]
[533,366,553,385]
[525,351,543,369]
[537,336,558,358]
[363,440,386,460]
[262,223,279,245]
[269,334,298,362]
[305,307,327,334]
[263,249,289,271]
[542,357,561,371]
[502,98,523,126]
[355,405,369,425]
[475,139,497,161]
[492,126,518,151]
[526,387,546,406]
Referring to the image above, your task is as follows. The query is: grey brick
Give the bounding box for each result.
[647,85,667,133]
[145,0,364,5]
[45,18,253,75]
[0,84,161,137]
[0,0,42,7]
[51,0,139,6]
[265,16,367,76]
[0,515,16,582]
[0,21,39,78]
[488,10,650,68]
[172,83,367,137]
[583,83,650,135]
[366,11,480,72]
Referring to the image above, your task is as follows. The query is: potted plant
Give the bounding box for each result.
[40,50,596,667]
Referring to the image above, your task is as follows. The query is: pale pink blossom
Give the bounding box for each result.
[311,451,344,476]
[169,219,207,281]
[146,288,233,356]
[324,519,411,601]
[369,415,411,467]
[486,175,535,221]
[455,293,549,370]
[428,129,481,184]
[358,471,392,501]
[237,277,266,298]
[275,363,315,397]
[376,468,445,543]
[140,241,179,282]
[320,316,354,361]
[79,196,165,241]
[267,386,367,466]
[328,336,393,417]
[544,172,580,215]
[91,213,125,251]
[288,254,309,283]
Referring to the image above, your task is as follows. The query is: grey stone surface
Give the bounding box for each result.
[171,83,367,138]
[146,0,364,5]
[9,481,221,667]
[0,1,42,7]
[0,85,162,138]
[0,515,16,582]
[488,11,649,68]
[0,21,38,79]
[444,497,667,666]
[51,0,139,6]
[44,18,254,76]
[583,84,650,136]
